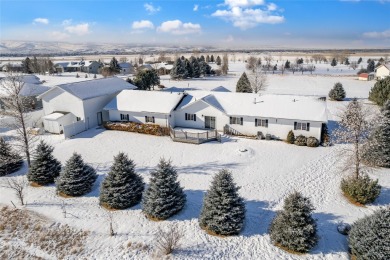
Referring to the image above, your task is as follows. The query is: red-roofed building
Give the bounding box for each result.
[358,72,374,81]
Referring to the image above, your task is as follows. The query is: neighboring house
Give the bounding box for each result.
[156,63,173,75]
[375,64,390,79]
[54,62,69,73]
[0,75,49,110]
[1,63,23,72]
[119,63,135,75]
[105,90,328,141]
[138,64,153,72]
[358,73,375,81]
[210,86,231,92]
[37,77,136,135]
[104,90,185,127]
[81,61,101,74]
[62,60,101,74]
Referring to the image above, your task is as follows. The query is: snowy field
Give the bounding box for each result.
[1,61,389,259]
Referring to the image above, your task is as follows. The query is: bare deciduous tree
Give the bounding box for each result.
[249,66,268,93]
[154,223,184,255]
[1,177,28,206]
[350,61,358,70]
[0,73,37,168]
[264,53,273,71]
[221,53,229,75]
[119,57,128,63]
[107,211,115,236]
[333,99,374,178]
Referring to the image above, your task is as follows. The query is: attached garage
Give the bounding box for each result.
[42,112,76,134]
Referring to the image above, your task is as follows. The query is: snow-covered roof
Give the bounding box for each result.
[42,112,67,120]
[19,75,41,84]
[104,90,185,114]
[38,77,136,100]
[377,64,390,71]
[211,86,231,92]
[119,62,133,69]
[138,64,153,70]
[177,91,328,122]
[156,63,173,70]
[0,77,49,97]
[54,62,69,68]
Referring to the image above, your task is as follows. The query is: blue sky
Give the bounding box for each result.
[1,0,390,48]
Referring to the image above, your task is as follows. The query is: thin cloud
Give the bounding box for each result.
[224,0,265,7]
[33,18,49,25]
[62,19,72,26]
[132,20,154,30]
[144,3,161,14]
[64,23,90,35]
[157,20,201,35]
[193,4,199,11]
[363,29,390,39]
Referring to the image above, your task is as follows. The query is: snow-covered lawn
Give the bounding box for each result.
[1,62,388,259]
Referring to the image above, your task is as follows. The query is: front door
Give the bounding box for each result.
[97,112,103,125]
[205,116,216,129]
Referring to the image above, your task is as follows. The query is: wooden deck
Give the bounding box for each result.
[169,127,221,144]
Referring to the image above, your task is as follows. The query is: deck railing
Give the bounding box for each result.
[169,127,221,144]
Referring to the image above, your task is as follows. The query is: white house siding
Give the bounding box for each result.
[174,101,227,130]
[41,88,84,119]
[108,110,173,128]
[82,93,120,128]
[376,66,390,79]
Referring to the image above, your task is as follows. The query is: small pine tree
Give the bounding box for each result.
[286,130,295,144]
[368,76,390,106]
[216,56,221,66]
[328,82,346,101]
[0,137,23,176]
[357,57,362,64]
[285,60,290,69]
[210,55,215,63]
[56,153,97,197]
[367,60,375,73]
[331,58,337,67]
[321,123,330,145]
[109,57,121,74]
[269,191,318,253]
[199,169,245,236]
[93,74,97,79]
[76,73,80,78]
[100,153,144,209]
[27,141,61,185]
[236,72,252,93]
[142,158,186,220]
[349,208,390,259]
[341,174,381,205]
[363,100,390,168]
[344,58,350,65]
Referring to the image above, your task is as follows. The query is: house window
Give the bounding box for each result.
[255,119,268,127]
[145,116,155,123]
[76,117,81,121]
[120,114,129,121]
[230,117,243,125]
[185,113,196,121]
[294,122,310,131]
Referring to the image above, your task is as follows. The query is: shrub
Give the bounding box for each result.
[142,158,186,220]
[104,121,169,136]
[56,153,97,197]
[0,137,23,176]
[306,137,319,147]
[265,134,272,140]
[269,191,318,253]
[341,174,381,205]
[99,152,144,209]
[286,130,295,144]
[328,82,346,101]
[294,135,307,146]
[199,169,245,236]
[368,76,390,107]
[349,208,390,259]
[321,123,330,146]
[154,223,184,255]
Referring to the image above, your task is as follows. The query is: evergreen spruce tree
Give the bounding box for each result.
[199,169,245,236]
[367,60,375,73]
[206,55,210,63]
[191,57,201,78]
[216,56,222,66]
[269,191,318,253]
[27,141,61,185]
[185,59,193,78]
[170,58,187,80]
[348,208,390,259]
[357,57,362,64]
[21,57,33,74]
[56,153,97,197]
[142,158,186,220]
[0,137,23,176]
[344,58,350,65]
[236,72,252,93]
[100,153,144,209]
[210,55,215,63]
[285,60,290,69]
[368,76,390,106]
[328,82,346,101]
[331,58,337,67]
[363,100,390,168]
[109,57,121,74]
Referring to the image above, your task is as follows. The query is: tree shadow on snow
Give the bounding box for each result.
[311,212,348,255]
[176,161,241,175]
[70,128,106,139]
[373,186,390,206]
[327,120,339,137]
[242,200,275,236]
[170,189,205,221]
